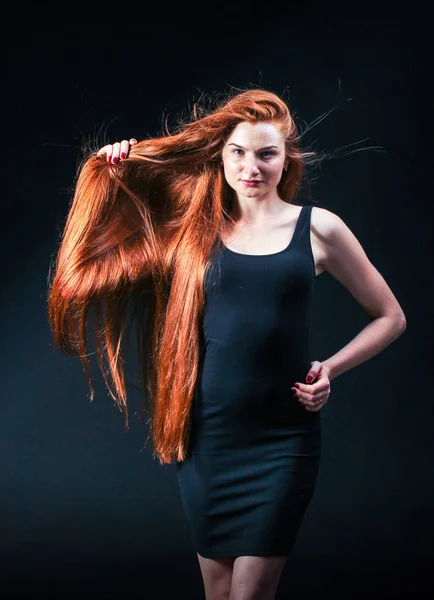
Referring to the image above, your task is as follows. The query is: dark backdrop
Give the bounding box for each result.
[2,1,433,598]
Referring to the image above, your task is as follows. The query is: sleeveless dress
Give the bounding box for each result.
[176,204,321,558]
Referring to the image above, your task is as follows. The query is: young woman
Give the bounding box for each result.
[48,88,406,599]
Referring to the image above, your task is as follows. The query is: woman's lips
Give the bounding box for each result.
[241,180,262,187]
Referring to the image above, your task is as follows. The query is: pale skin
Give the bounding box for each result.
[98,123,406,600]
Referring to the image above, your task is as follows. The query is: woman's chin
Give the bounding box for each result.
[237,186,265,198]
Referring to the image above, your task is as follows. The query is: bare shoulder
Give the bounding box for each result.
[308,205,345,271]
[310,205,344,243]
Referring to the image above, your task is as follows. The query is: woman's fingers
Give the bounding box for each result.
[96,144,113,160]
[110,142,121,163]
[291,382,330,411]
[120,139,131,159]
[96,138,138,163]
[295,390,329,412]
[305,392,329,408]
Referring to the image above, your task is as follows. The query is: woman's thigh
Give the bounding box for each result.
[230,555,287,599]
[197,553,235,600]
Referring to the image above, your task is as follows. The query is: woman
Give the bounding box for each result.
[48,88,406,599]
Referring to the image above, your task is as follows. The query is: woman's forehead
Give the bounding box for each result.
[225,121,284,147]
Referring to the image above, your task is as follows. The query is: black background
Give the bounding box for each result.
[2,1,433,598]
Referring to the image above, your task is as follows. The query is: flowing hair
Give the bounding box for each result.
[47,87,320,465]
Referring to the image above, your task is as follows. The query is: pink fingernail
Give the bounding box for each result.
[120,152,126,159]
[306,376,313,383]
[112,157,118,164]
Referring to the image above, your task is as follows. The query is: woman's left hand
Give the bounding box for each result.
[291,361,331,412]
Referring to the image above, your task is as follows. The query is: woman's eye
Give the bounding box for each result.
[232,149,276,158]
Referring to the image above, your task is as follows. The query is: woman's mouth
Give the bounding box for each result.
[241,180,262,187]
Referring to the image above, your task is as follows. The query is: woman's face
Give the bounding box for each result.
[221,121,288,199]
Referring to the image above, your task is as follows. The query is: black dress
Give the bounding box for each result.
[176,204,322,558]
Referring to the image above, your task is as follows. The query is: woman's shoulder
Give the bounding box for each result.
[310,205,346,245]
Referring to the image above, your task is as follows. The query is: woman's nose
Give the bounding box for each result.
[243,159,260,174]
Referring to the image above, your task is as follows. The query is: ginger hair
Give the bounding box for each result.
[47,87,318,464]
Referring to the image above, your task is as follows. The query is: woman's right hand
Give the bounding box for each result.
[96,138,138,163]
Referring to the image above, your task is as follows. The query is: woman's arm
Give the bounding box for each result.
[315,208,406,381]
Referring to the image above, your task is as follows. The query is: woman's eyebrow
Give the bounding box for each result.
[228,143,279,150]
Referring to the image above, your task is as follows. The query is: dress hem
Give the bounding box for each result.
[196,548,292,558]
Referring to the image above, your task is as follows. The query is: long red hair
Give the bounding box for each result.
[47,87,318,464]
